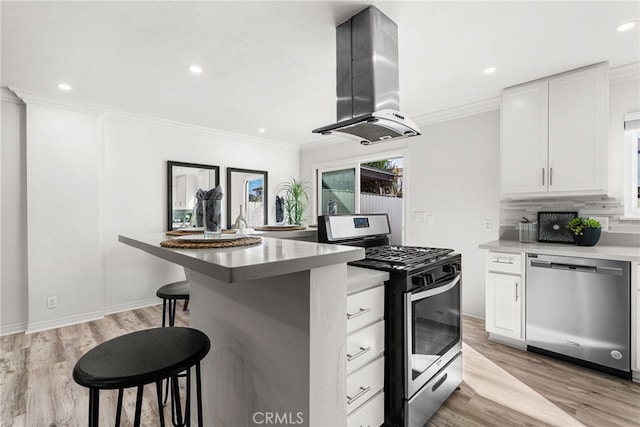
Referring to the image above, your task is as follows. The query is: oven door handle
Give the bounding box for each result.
[410,274,461,302]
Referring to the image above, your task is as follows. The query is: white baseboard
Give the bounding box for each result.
[104,298,161,315]
[26,311,105,334]
[0,322,28,336]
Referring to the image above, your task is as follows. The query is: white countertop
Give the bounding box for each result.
[347,266,389,295]
[119,233,364,283]
[479,239,640,262]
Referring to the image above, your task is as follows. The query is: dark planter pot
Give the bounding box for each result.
[573,227,601,246]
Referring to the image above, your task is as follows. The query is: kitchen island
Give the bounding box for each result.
[119,233,364,426]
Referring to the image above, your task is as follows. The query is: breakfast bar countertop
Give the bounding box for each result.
[118,232,364,283]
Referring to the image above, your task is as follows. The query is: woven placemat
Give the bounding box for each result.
[254,225,305,231]
[166,229,236,236]
[160,236,261,249]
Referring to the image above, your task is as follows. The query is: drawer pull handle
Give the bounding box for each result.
[346,307,371,320]
[347,346,371,361]
[346,386,371,405]
[492,260,514,265]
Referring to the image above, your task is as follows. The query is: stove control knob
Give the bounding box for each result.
[411,274,434,287]
[443,264,458,274]
[412,276,426,287]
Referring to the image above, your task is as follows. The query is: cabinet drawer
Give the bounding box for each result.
[346,357,384,414]
[486,252,522,275]
[347,391,384,427]
[347,286,384,333]
[347,320,384,374]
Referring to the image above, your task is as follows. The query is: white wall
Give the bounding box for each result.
[0,92,300,334]
[1,93,28,334]
[300,110,501,318]
[103,116,299,313]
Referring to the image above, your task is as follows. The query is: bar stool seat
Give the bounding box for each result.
[157,281,190,327]
[73,327,210,427]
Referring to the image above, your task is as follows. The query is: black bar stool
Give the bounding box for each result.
[73,327,210,427]
[156,280,191,421]
[156,281,190,327]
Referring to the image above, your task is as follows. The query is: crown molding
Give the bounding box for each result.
[610,62,640,84]
[104,109,300,152]
[1,87,24,104]
[412,97,500,128]
[8,87,110,115]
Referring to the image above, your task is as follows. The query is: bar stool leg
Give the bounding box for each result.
[133,385,144,427]
[88,388,99,427]
[196,362,203,427]
[156,380,166,427]
[161,299,168,328]
[185,367,192,426]
[170,374,184,427]
[169,299,177,327]
[115,388,124,426]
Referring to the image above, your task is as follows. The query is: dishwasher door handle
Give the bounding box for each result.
[530,259,623,276]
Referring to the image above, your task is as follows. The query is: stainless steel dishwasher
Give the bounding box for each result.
[526,254,631,379]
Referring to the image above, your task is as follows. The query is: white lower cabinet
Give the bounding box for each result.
[485,252,525,343]
[348,391,384,427]
[346,267,387,427]
[634,263,640,381]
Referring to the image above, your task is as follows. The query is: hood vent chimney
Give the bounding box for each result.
[312,6,420,145]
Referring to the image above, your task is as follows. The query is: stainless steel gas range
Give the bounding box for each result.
[318,213,462,427]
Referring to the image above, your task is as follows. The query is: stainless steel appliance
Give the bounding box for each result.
[312,6,421,145]
[526,254,631,379]
[318,214,462,427]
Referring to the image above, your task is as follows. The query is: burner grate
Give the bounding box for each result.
[364,245,453,265]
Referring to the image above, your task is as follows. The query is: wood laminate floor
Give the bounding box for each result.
[1,309,639,426]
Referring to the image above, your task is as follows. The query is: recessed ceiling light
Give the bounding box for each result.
[57,83,72,91]
[616,21,637,32]
[258,128,266,133]
[483,67,496,75]
[188,65,203,74]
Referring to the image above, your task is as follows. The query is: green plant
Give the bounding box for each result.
[279,177,309,225]
[566,217,601,235]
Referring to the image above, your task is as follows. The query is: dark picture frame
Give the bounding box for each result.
[226,168,268,228]
[167,161,220,231]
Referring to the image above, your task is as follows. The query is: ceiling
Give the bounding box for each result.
[2,1,639,146]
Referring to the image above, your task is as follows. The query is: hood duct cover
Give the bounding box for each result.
[313,6,421,145]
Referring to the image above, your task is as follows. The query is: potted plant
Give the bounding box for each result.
[279,177,309,226]
[566,217,602,246]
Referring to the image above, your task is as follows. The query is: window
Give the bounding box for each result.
[624,112,640,217]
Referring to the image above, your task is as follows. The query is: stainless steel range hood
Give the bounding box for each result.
[313,6,420,145]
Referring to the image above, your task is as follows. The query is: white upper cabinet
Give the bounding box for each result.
[501,62,609,198]
[501,80,549,195]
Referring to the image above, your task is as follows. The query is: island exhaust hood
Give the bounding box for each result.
[312,6,420,145]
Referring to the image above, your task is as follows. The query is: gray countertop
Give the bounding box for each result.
[479,239,640,262]
[119,233,364,283]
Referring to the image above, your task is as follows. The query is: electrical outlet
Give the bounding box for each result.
[484,219,492,231]
[47,295,57,309]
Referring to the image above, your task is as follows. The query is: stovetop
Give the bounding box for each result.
[349,245,455,275]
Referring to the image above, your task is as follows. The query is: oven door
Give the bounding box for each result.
[405,273,462,397]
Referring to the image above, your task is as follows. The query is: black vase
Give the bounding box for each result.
[573,228,601,246]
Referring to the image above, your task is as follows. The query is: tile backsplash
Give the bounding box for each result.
[500,195,640,245]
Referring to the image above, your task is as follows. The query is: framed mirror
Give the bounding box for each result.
[167,161,220,230]
[226,168,268,228]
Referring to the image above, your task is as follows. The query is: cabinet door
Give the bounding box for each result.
[501,80,549,196]
[486,272,522,340]
[175,175,186,208]
[548,65,608,193]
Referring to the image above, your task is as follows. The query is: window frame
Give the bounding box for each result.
[623,112,640,218]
